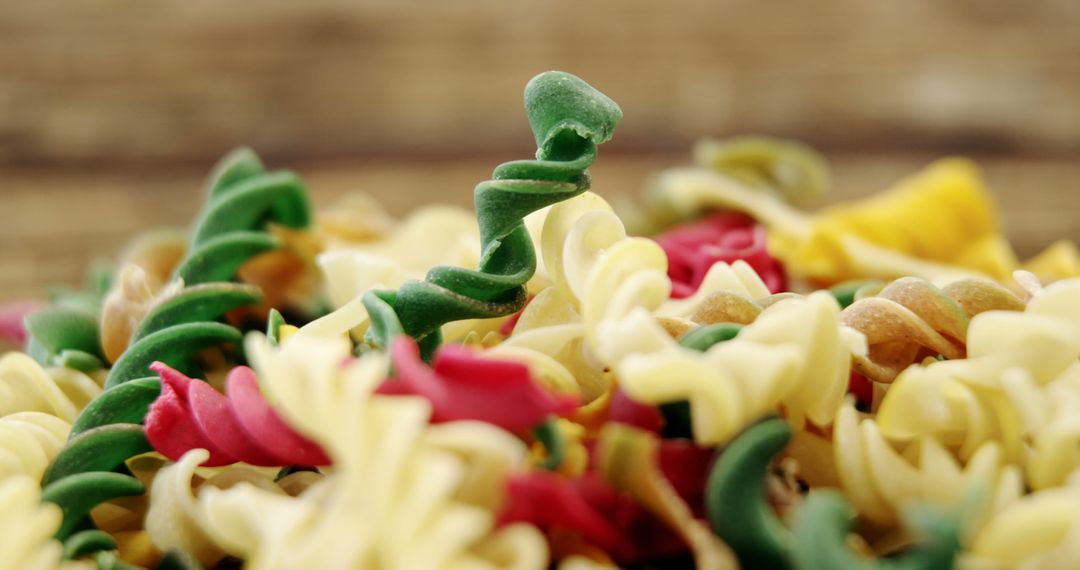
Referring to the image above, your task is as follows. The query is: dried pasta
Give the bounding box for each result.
[6,69,1080,570]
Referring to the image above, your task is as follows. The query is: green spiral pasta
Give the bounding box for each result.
[173,147,312,286]
[362,71,622,359]
[24,307,107,373]
[34,148,297,558]
[705,416,793,570]
[39,283,261,558]
[104,283,262,390]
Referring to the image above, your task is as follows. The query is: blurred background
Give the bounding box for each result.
[2,0,1079,301]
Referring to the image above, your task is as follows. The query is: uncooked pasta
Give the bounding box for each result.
[3,70,1080,570]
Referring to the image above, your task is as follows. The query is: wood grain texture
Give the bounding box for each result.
[1,0,1078,165]
[2,153,1077,303]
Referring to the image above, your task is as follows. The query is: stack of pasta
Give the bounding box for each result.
[2,71,1079,570]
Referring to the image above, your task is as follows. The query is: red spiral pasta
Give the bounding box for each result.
[144,362,329,467]
[655,212,786,298]
[380,336,578,433]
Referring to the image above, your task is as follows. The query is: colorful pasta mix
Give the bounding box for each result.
[3,70,1080,570]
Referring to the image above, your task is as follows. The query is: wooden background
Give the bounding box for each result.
[2,0,1079,302]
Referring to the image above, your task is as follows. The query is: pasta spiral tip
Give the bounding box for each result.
[362,71,622,358]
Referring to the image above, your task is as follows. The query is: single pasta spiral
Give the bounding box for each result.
[0,412,71,481]
[0,475,65,570]
[362,71,623,361]
[839,276,1025,383]
[144,362,329,468]
[0,351,102,421]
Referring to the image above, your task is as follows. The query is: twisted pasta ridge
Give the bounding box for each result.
[839,276,1025,383]
[144,448,293,568]
[874,278,1080,489]
[692,136,830,208]
[104,282,262,390]
[965,483,1080,568]
[24,306,108,373]
[0,351,102,421]
[0,412,71,481]
[362,71,622,359]
[173,147,312,287]
[834,399,1022,527]
[704,416,793,569]
[144,362,329,467]
[614,291,860,445]
[383,336,577,433]
[38,422,151,542]
[0,475,65,570]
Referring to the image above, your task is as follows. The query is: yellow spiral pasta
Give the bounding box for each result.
[833,399,1022,528]
[144,449,291,567]
[875,278,1080,489]
[614,292,863,445]
[496,192,765,402]
[965,483,1080,569]
[0,412,71,481]
[0,352,103,421]
[654,158,1027,284]
[0,475,65,570]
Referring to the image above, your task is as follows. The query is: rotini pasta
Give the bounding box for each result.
[0,475,65,570]
[834,399,1022,528]
[873,278,1080,490]
[144,363,329,467]
[0,352,102,421]
[613,291,862,445]
[840,276,1025,384]
[10,69,1080,570]
[0,412,71,481]
[361,71,623,360]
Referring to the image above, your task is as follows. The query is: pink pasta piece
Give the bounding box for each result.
[609,389,664,433]
[0,300,44,346]
[498,294,534,336]
[657,439,715,512]
[499,471,689,562]
[145,363,239,467]
[655,212,787,297]
[499,471,622,551]
[382,336,578,432]
[226,366,330,466]
[188,378,289,466]
[144,362,330,467]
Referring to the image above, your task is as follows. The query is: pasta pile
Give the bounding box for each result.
[3,71,1080,570]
